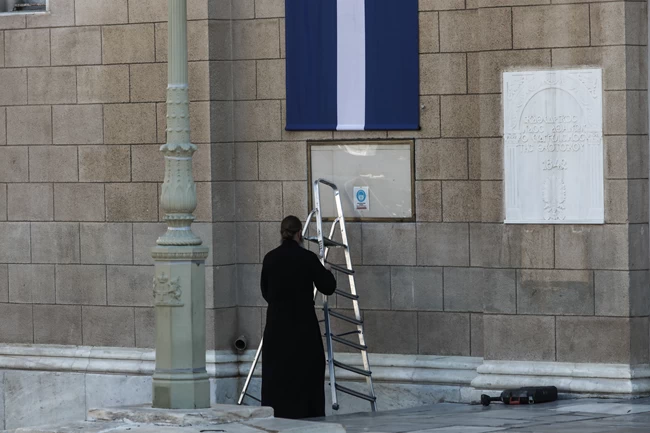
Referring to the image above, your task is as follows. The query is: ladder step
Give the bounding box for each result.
[335,384,377,403]
[329,310,363,326]
[244,393,261,403]
[325,261,354,275]
[332,335,367,351]
[335,289,359,300]
[306,236,347,248]
[336,330,360,338]
[333,359,372,377]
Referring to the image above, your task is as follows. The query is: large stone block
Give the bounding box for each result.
[415,139,468,180]
[257,59,285,100]
[595,270,649,317]
[282,181,308,218]
[237,264,264,307]
[419,11,439,54]
[590,2,625,46]
[135,307,154,348]
[33,304,82,345]
[232,19,280,59]
[75,0,128,25]
[7,183,53,221]
[53,104,103,145]
[105,183,158,222]
[3,371,85,429]
[107,265,153,307]
[468,50,551,94]
[0,108,6,145]
[31,222,80,264]
[77,65,130,103]
[86,374,152,409]
[236,222,260,264]
[56,264,107,305]
[418,312,470,356]
[441,95,479,138]
[0,147,28,182]
[337,266,390,310]
[0,223,30,263]
[416,223,469,266]
[28,67,76,104]
[517,270,594,316]
[0,303,33,344]
[79,145,131,182]
[211,182,236,221]
[188,61,210,102]
[439,10,477,52]
[212,265,237,308]
[128,0,167,22]
[29,146,78,182]
[477,6,512,51]
[0,69,26,105]
[416,181,442,222]
[421,53,466,95]
[26,0,74,28]
[258,141,306,181]
[235,182,283,221]
[104,103,157,144]
[234,100,282,142]
[80,223,133,265]
[237,307,263,349]
[471,313,483,357]
[211,307,238,350]
[8,264,55,304]
[468,138,503,180]
[130,63,166,103]
[0,264,7,302]
[362,223,416,266]
[7,105,52,145]
[82,306,135,347]
[483,314,555,361]
[444,267,516,314]
[5,28,49,67]
[470,224,554,268]
[442,181,481,222]
[390,266,442,311]
[513,5,589,49]
[0,184,5,222]
[103,22,155,63]
[555,225,630,270]
[556,316,645,364]
[364,311,418,354]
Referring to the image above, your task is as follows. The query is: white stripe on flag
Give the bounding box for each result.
[336,0,365,131]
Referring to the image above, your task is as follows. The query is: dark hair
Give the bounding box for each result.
[281,215,302,241]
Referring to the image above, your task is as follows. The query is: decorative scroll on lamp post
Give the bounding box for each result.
[150,0,210,409]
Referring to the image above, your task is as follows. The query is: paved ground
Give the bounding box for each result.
[319,397,650,432]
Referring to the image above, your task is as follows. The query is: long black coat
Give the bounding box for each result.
[260,239,336,419]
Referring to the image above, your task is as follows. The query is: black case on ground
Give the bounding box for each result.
[481,386,558,406]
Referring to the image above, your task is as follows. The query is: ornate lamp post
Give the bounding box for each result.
[151,0,210,409]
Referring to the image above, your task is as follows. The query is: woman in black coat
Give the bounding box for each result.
[261,215,337,419]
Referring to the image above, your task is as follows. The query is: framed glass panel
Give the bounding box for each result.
[308,140,415,221]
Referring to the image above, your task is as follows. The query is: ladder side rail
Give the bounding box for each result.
[323,299,339,411]
[331,185,378,412]
[237,336,264,405]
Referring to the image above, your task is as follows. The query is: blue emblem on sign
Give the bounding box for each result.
[356,189,367,202]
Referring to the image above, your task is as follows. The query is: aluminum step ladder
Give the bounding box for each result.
[237,178,378,412]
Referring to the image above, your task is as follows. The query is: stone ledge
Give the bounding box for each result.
[472,360,650,395]
[88,404,273,426]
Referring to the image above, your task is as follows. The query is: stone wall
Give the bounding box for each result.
[0,0,647,370]
[0,0,238,351]
[233,0,650,367]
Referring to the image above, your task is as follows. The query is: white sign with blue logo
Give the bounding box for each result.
[354,186,369,211]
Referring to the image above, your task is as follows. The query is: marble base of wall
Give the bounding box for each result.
[472,360,650,396]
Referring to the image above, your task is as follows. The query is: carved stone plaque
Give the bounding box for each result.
[503,69,604,224]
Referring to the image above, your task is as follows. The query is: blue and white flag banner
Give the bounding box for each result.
[285,0,419,131]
